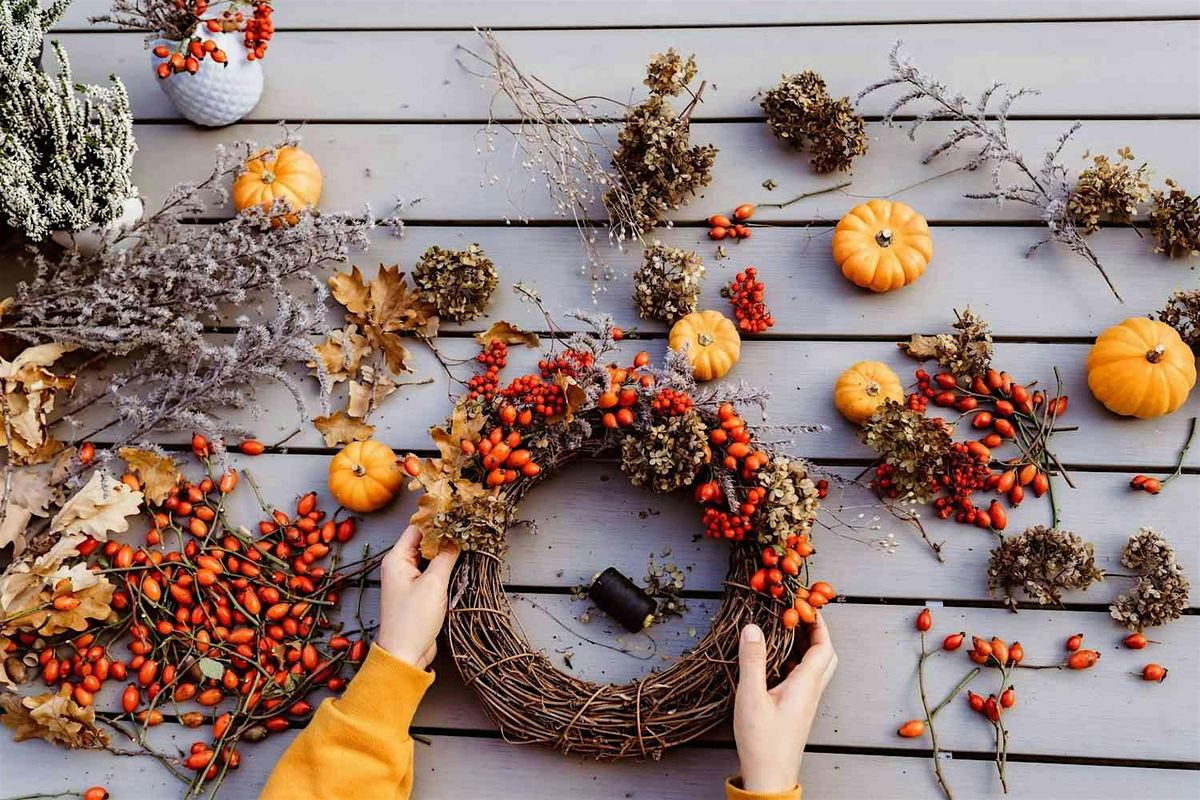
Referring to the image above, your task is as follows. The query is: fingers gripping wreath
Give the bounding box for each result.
[404,315,830,759]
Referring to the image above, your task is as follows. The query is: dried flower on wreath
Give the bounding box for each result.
[760,71,868,173]
[1157,289,1200,353]
[1,0,137,241]
[620,411,709,494]
[412,244,498,322]
[899,308,993,380]
[643,553,688,621]
[859,42,1124,301]
[986,525,1104,611]
[860,400,953,504]
[1110,527,1191,629]
[632,243,706,323]
[1067,148,1150,235]
[1149,179,1199,258]
[0,686,109,748]
[606,54,717,238]
[755,455,821,545]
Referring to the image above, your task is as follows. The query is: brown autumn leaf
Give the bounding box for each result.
[372,331,413,375]
[39,575,115,637]
[50,471,143,541]
[313,411,375,447]
[1,685,109,748]
[328,265,372,317]
[475,321,540,349]
[118,447,180,504]
[309,325,371,385]
[551,373,588,424]
[369,265,439,337]
[347,368,398,419]
[428,403,485,464]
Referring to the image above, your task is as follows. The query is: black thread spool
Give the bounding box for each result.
[587,567,657,633]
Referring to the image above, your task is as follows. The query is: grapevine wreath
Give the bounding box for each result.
[404,314,833,759]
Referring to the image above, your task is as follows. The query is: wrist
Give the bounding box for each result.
[740,766,797,794]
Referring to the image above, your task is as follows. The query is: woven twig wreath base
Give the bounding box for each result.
[446,541,792,759]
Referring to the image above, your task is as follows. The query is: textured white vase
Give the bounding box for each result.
[151,31,263,127]
[51,196,144,255]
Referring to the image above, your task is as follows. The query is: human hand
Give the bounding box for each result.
[375,525,460,669]
[732,612,837,793]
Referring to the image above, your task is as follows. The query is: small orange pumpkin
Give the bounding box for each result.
[1086,318,1196,418]
[668,310,741,382]
[328,440,405,512]
[832,200,932,292]
[834,361,904,424]
[232,146,323,225]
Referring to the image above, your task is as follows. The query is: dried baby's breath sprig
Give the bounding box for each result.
[755,456,820,545]
[644,49,697,98]
[1,0,137,241]
[620,411,708,494]
[1149,179,1199,258]
[632,242,705,323]
[760,71,868,173]
[860,400,953,504]
[899,307,993,380]
[1157,289,1200,353]
[987,525,1104,611]
[1067,148,1150,234]
[412,243,498,322]
[859,42,1123,302]
[607,55,717,238]
[1110,527,1190,629]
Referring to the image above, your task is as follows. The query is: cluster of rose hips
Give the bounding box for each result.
[651,387,693,417]
[707,204,755,240]
[1128,474,1164,494]
[724,267,775,333]
[597,351,655,429]
[152,2,273,79]
[461,421,541,487]
[153,37,228,78]
[466,340,508,401]
[241,2,274,60]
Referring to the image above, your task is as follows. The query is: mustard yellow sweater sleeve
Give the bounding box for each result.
[726,777,802,800]
[260,644,433,800]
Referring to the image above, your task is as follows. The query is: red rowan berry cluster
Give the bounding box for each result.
[701,507,753,541]
[724,267,775,333]
[538,349,594,379]
[651,387,693,417]
[466,341,507,401]
[500,375,566,418]
[241,2,274,59]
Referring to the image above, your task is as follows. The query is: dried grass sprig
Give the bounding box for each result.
[859,42,1123,301]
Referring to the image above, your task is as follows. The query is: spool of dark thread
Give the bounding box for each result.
[587,567,656,633]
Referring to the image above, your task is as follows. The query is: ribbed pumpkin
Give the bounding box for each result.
[232,146,323,225]
[1086,318,1196,419]
[832,199,932,292]
[328,440,405,512]
[834,361,904,424]
[668,310,741,382]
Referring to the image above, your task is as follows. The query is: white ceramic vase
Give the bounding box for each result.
[151,30,263,127]
[51,196,144,255]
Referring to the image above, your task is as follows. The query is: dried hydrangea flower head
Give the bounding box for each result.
[620,411,709,494]
[1149,179,1199,258]
[987,526,1105,611]
[1157,289,1200,354]
[644,49,697,98]
[898,308,993,381]
[632,243,705,323]
[0,0,137,240]
[756,456,820,545]
[1067,148,1150,235]
[760,71,868,173]
[1110,527,1191,629]
[412,244,499,322]
[605,54,717,237]
[860,400,952,503]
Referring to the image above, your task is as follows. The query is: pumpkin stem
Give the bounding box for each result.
[261,170,276,185]
[351,463,366,477]
[875,228,894,247]
[697,332,715,347]
[866,381,881,397]
[1146,344,1166,364]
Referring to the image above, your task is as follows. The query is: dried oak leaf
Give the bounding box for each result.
[0,343,77,466]
[118,447,180,504]
[428,403,486,464]
[49,471,143,541]
[551,373,588,424]
[1,685,109,748]
[0,466,57,555]
[347,367,398,419]
[313,411,375,447]
[309,325,372,385]
[39,575,115,637]
[475,321,540,349]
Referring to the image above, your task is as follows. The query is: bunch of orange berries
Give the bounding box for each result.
[724,267,775,333]
[707,204,755,240]
[598,351,654,429]
[465,421,541,487]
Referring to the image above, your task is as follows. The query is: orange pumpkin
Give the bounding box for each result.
[328,440,405,512]
[832,200,932,292]
[232,146,322,225]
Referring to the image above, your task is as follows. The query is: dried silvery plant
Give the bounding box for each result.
[760,71,868,173]
[0,0,137,241]
[859,42,1124,301]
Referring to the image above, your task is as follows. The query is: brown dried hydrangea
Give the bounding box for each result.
[756,456,820,545]
[898,308,993,380]
[1068,148,1150,234]
[987,526,1105,611]
[1149,179,1199,258]
[644,49,697,98]
[1110,527,1191,629]
[606,56,717,237]
[860,400,952,504]
[760,71,868,173]
[1157,289,1200,353]
[620,411,708,494]
[412,243,498,322]
[632,243,705,323]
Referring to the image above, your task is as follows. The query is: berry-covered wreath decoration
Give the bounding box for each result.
[405,311,832,759]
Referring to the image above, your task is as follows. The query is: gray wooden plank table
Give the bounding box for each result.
[5,1,1200,798]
